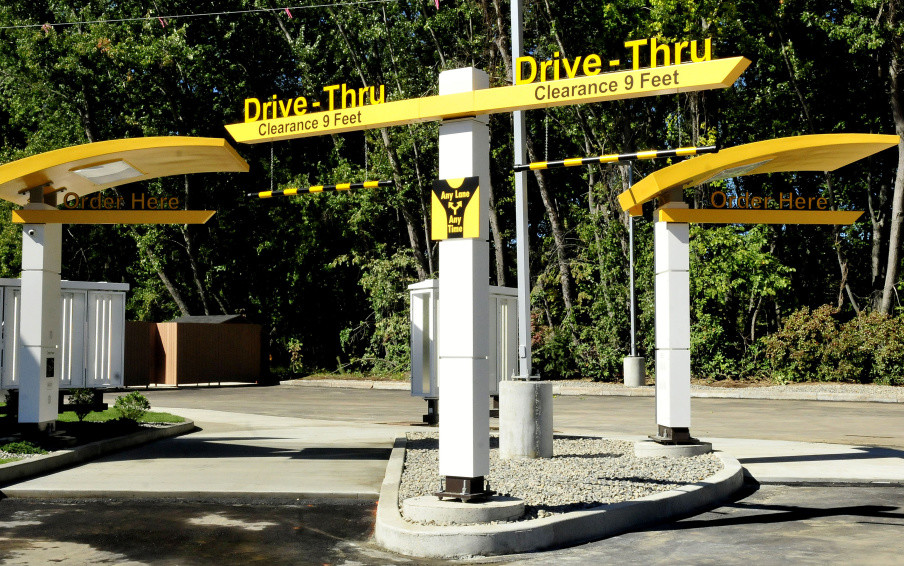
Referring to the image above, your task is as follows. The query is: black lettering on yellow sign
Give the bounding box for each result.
[431,177,480,240]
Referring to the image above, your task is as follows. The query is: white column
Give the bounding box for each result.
[653,217,693,442]
[437,68,491,482]
[18,198,62,427]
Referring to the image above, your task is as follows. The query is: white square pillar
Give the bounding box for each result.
[18,213,62,427]
[437,67,492,487]
[653,219,695,443]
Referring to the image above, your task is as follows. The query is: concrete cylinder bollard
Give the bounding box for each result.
[623,356,646,387]
[499,380,553,459]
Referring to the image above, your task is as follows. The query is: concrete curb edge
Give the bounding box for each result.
[281,379,903,403]
[374,437,744,558]
[0,420,195,488]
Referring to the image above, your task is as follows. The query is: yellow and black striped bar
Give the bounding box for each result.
[249,179,393,198]
[514,145,718,173]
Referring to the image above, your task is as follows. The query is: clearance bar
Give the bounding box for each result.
[658,209,864,225]
[12,210,216,224]
[226,57,750,143]
[250,179,393,198]
[514,145,717,172]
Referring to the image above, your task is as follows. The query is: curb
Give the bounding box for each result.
[280,379,409,391]
[281,379,903,403]
[0,420,195,489]
[374,437,744,558]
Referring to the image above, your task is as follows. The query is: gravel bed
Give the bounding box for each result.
[399,432,723,522]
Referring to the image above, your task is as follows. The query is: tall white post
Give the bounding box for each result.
[652,190,695,443]
[436,68,492,496]
[511,0,533,380]
[18,189,62,429]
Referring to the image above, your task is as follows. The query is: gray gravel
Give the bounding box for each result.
[399,432,723,521]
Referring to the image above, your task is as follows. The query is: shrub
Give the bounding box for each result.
[69,388,95,422]
[114,392,151,422]
[1,441,47,455]
[3,389,18,418]
[763,305,839,383]
[764,306,904,384]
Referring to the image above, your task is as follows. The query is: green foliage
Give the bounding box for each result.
[690,225,794,380]
[69,388,95,422]
[57,409,184,424]
[336,250,416,374]
[114,392,151,422]
[764,307,904,384]
[0,1,899,384]
[1,441,47,455]
[763,305,839,383]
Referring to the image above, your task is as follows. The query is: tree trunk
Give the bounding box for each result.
[131,228,191,316]
[379,129,429,280]
[327,11,429,280]
[526,136,576,319]
[880,29,904,313]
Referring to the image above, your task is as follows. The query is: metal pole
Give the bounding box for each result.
[512,0,532,379]
[628,162,636,357]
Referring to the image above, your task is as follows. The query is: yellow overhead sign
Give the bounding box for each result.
[658,209,863,225]
[226,57,750,144]
[12,210,216,224]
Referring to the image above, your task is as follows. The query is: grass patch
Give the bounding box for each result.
[0,457,21,465]
[56,409,185,424]
[1,441,47,454]
[299,371,408,382]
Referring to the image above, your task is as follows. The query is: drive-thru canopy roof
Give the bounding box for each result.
[0,136,248,205]
[618,133,901,216]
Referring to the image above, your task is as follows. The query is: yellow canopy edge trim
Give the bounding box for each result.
[0,137,249,205]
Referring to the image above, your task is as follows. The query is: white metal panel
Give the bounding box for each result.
[86,292,125,388]
[409,280,439,399]
[1,288,20,389]
[59,291,87,388]
[410,279,519,399]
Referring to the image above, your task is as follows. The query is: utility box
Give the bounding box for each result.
[408,279,518,399]
[0,279,128,390]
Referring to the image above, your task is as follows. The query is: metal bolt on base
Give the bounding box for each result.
[650,425,700,445]
[435,476,494,503]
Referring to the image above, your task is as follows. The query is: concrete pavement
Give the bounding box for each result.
[2,408,411,499]
[2,385,901,501]
[0,384,901,559]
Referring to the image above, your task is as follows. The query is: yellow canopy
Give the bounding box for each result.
[618,134,901,216]
[0,137,249,206]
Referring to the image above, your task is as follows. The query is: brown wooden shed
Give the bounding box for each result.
[125,315,263,386]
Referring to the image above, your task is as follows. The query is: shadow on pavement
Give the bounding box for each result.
[738,445,904,465]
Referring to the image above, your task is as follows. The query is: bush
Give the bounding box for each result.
[114,392,151,422]
[763,305,839,383]
[764,305,904,384]
[69,388,95,422]
[1,441,47,455]
[3,389,17,418]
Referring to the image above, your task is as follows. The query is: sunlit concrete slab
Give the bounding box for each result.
[1,408,415,499]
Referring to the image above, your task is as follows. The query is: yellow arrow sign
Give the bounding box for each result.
[12,210,216,224]
[226,57,750,144]
[658,209,864,225]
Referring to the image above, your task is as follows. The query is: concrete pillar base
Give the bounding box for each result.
[499,381,553,459]
[634,439,712,458]
[402,495,524,525]
[623,356,646,387]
